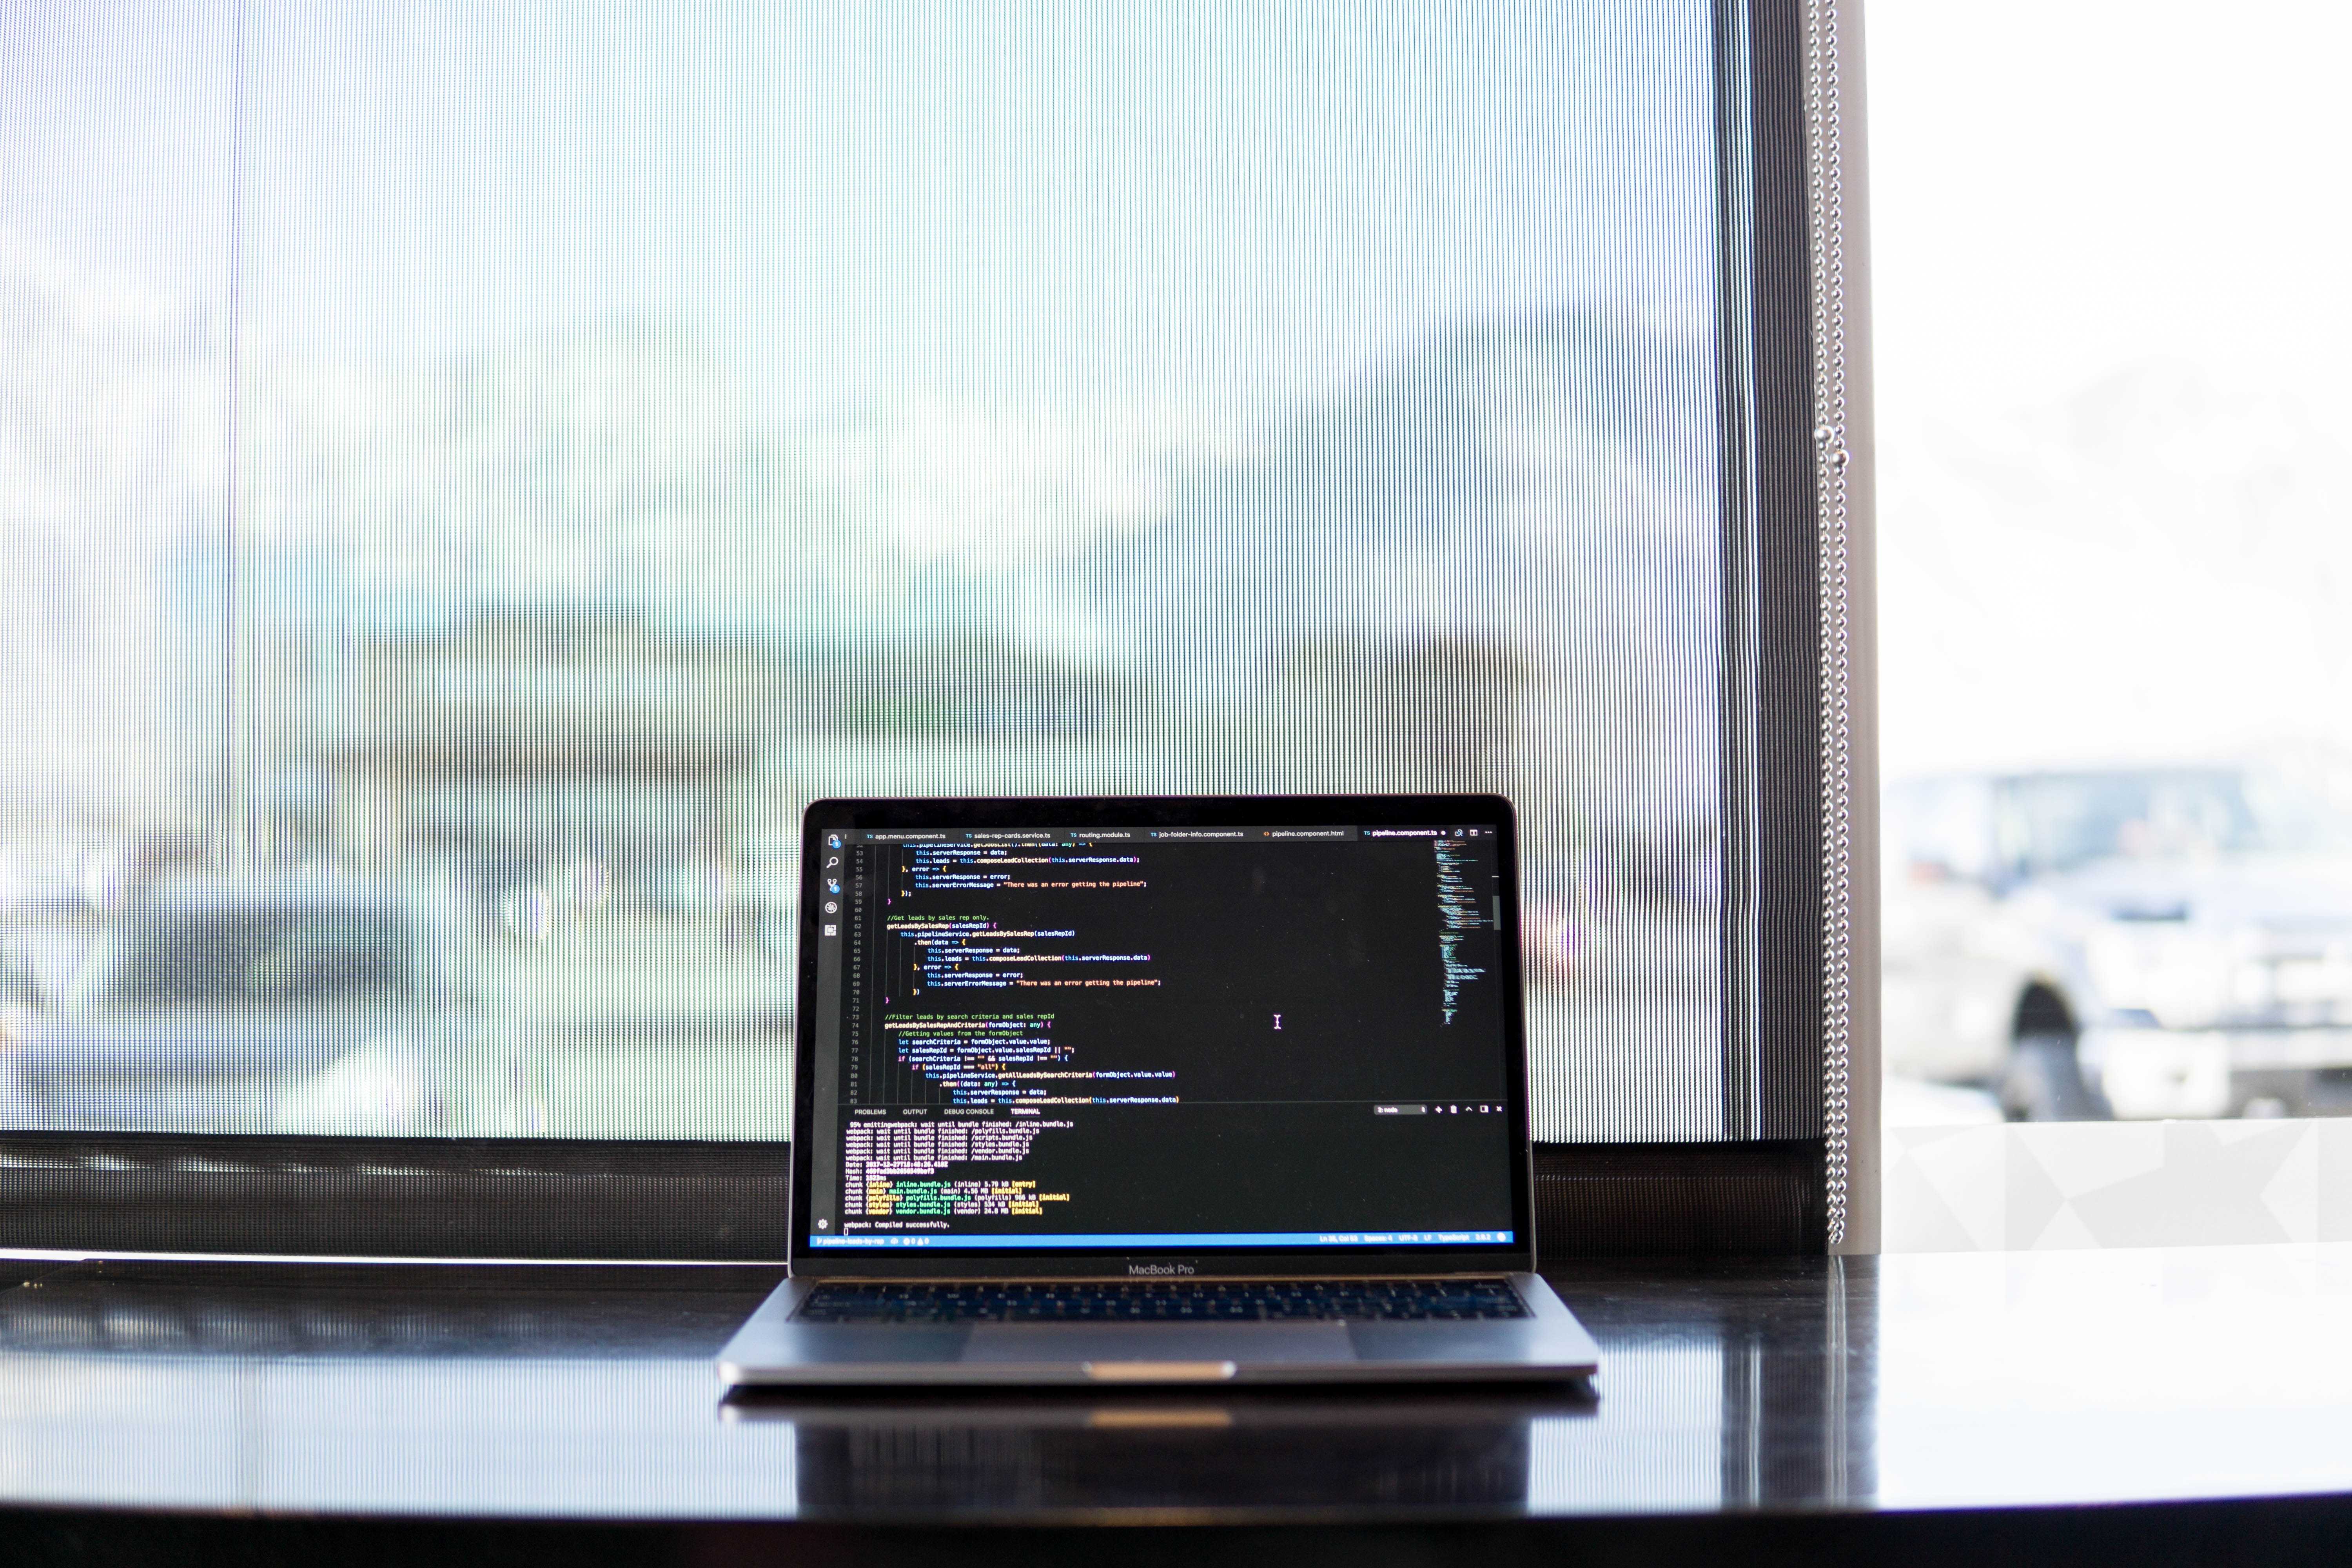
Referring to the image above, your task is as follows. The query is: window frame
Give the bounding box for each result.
[0,0,1867,1263]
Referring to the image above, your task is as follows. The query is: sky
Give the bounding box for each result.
[0,0,1728,827]
[1867,0,2352,780]
[2,0,1716,434]
[27,1,2343,782]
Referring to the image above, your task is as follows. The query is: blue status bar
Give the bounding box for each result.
[808,1229,1515,1250]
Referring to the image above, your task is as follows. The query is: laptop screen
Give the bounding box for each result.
[798,804,1524,1262]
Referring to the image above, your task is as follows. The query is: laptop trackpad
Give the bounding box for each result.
[962,1323,1354,1369]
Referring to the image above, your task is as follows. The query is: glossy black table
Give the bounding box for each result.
[3,1246,2350,1562]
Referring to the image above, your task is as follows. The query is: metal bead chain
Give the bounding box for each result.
[1806,0,1855,1249]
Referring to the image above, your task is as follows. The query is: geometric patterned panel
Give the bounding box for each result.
[1884,1118,2352,1252]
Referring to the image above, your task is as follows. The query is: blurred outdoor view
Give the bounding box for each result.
[0,3,1734,1142]
[1872,1,2352,1131]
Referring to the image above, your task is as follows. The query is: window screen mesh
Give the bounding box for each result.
[0,2,1735,1145]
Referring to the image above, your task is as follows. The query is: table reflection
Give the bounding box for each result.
[0,1256,1881,1522]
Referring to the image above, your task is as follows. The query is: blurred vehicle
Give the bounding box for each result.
[0,946,46,1051]
[1520,895,1585,984]
[0,875,514,1136]
[1519,826,1718,987]
[1518,855,1592,985]
[1883,766,2352,1120]
[0,840,124,921]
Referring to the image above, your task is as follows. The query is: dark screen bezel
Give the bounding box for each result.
[786,794,1535,1280]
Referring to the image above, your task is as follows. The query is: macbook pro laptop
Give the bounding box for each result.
[717,793,1600,1387]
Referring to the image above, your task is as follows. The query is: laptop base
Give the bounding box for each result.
[717,1272,1601,1387]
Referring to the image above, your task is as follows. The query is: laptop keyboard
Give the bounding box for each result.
[795,1278,1530,1323]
